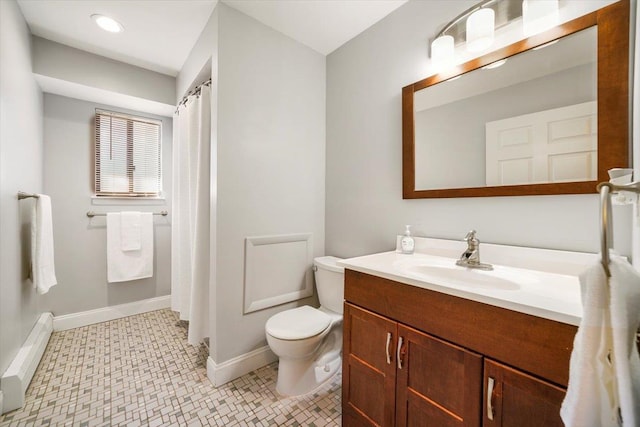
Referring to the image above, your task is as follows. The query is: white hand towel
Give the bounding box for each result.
[120,211,141,251]
[107,212,153,283]
[561,256,640,427]
[609,256,640,426]
[561,261,617,427]
[31,194,57,294]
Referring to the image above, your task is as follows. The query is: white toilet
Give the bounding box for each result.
[265,256,344,396]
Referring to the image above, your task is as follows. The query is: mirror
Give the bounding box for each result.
[415,28,597,190]
[402,0,629,198]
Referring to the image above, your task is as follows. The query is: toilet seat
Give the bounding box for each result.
[266,306,331,340]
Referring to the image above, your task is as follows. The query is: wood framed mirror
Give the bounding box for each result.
[402,0,629,199]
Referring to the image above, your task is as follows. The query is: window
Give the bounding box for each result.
[95,109,162,197]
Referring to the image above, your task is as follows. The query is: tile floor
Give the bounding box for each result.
[0,309,342,426]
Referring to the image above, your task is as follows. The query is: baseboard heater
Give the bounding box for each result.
[1,312,53,414]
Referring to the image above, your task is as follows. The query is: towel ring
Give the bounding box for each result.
[598,183,613,277]
[597,180,640,278]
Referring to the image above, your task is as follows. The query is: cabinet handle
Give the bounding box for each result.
[397,337,404,369]
[487,377,495,421]
[385,332,392,364]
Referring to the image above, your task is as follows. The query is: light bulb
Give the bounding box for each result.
[431,35,455,72]
[466,8,495,52]
[523,0,559,37]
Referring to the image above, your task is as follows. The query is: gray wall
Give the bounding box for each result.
[0,0,47,375]
[33,37,176,106]
[326,0,632,258]
[41,94,172,316]
[179,3,327,363]
[214,3,326,362]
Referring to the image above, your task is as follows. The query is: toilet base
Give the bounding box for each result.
[275,351,342,396]
[274,327,343,396]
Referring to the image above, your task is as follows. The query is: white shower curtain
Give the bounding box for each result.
[171,85,211,346]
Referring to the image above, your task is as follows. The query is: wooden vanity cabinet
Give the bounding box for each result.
[483,360,565,427]
[342,269,577,427]
[343,303,482,426]
[342,304,397,426]
[396,325,483,427]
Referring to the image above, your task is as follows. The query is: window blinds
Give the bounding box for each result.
[95,109,162,196]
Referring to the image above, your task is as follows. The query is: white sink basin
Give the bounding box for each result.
[393,257,520,291]
[405,265,520,290]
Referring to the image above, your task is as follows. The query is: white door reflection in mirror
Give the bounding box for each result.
[485,101,597,186]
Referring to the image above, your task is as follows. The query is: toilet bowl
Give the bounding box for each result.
[265,256,344,396]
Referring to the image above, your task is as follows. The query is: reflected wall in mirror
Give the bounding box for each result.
[402,0,629,199]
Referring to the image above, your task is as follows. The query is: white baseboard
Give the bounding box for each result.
[53,295,171,331]
[207,346,277,387]
[1,312,53,414]
[0,390,4,415]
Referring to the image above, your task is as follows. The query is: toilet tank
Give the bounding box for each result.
[314,256,345,314]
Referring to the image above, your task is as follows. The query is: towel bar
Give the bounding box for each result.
[17,192,40,200]
[86,210,168,218]
[597,180,640,277]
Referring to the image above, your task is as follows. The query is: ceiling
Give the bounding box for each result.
[17,0,408,77]
[17,0,217,76]
[225,0,408,56]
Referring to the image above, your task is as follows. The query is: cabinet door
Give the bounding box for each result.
[343,303,398,427]
[483,359,565,427]
[396,325,483,427]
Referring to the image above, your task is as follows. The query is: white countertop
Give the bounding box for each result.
[338,238,599,326]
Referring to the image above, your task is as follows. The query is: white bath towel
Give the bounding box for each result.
[120,211,141,251]
[609,257,640,426]
[31,194,57,294]
[561,255,640,426]
[107,212,153,283]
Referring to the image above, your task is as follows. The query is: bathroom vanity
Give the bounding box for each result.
[339,239,594,427]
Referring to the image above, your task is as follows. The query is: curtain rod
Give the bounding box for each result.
[176,78,212,114]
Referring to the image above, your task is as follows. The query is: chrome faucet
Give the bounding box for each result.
[456,230,493,270]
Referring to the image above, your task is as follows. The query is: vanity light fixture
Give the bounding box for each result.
[91,14,124,33]
[522,0,559,37]
[466,8,495,52]
[429,0,559,72]
[430,0,521,72]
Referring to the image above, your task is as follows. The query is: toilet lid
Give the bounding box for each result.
[266,306,331,340]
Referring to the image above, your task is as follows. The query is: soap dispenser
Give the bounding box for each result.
[400,225,415,254]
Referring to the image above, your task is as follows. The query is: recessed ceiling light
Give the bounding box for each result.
[91,14,124,33]
[482,59,507,70]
